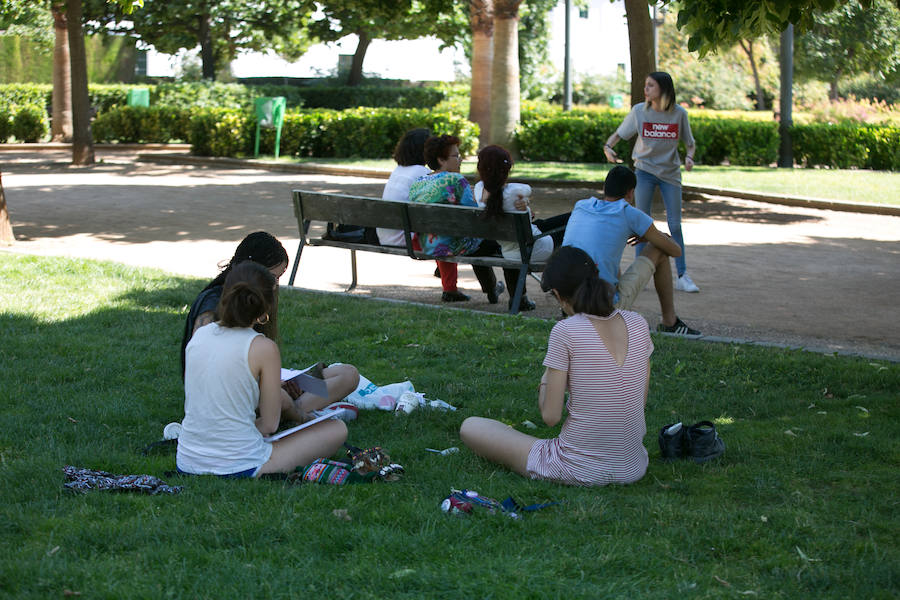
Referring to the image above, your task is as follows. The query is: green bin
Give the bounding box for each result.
[126,88,150,107]
[609,93,624,109]
[254,96,286,159]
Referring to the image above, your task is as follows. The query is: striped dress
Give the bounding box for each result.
[527,310,653,486]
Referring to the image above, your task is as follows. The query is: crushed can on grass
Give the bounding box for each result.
[441,495,474,515]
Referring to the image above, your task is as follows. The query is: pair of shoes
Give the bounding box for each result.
[442,290,470,302]
[310,402,358,422]
[509,295,536,312]
[658,421,725,463]
[657,317,701,336]
[674,272,700,293]
[486,281,505,304]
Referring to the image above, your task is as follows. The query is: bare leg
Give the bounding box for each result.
[294,363,360,418]
[258,419,348,475]
[460,416,538,477]
[642,245,677,327]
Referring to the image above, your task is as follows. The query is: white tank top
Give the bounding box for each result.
[177,323,273,474]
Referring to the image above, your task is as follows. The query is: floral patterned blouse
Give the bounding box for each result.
[408,171,483,257]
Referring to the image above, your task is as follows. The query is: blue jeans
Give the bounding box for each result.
[634,168,687,276]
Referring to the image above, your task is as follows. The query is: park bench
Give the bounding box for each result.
[287,189,556,314]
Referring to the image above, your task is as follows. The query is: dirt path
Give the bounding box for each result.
[2,148,898,361]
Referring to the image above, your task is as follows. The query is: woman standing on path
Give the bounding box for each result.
[604,71,700,293]
[459,247,652,486]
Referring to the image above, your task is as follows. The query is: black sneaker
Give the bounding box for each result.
[685,421,725,463]
[657,317,701,337]
[658,422,686,461]
[442,291,470,302]
[486,281,505,304]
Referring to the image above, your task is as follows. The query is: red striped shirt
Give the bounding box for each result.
[527,310,652,486]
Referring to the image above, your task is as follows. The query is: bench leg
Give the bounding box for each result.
[288,240,305,286]
[508,265,529,315]
[346,249,358,292]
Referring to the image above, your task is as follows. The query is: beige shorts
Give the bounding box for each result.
[615,255,656,310]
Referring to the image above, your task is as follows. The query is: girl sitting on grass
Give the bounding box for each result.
[460,246,653,486]
[177,261,347,477]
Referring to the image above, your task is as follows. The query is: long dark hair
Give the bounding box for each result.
[648,71,676,112]
[540,246,615,317]
[218,261,278,336]
[393,128,430,167]
[477,145,512,219]
[205,231,287,292]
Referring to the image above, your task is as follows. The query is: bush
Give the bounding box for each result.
[154,81,254,110]
[792,123,900,170]
[0,108,11,142]
[0,83,51,109]
[92,106,192,143]
[189,108,249,157]
[11,105,48,142]
[516,109,780,166]
[189,107,479,159]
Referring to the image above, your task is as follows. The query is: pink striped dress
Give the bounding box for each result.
[526,310,653,486]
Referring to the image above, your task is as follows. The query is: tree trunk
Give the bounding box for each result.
[51,5,73,142]
[624,0,654,106]
[347,31,371,87]
[469,0,494,148]
[199,8,216,80]
[66,0,94,166]
[0,171,14,245]
[739,39,766,111]
[829,80,839,101]
[488,0,522,151]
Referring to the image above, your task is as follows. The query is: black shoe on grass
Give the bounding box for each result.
[658,422,685,461]
[686,421,725,463]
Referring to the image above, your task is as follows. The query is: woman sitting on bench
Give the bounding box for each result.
[180,231,359,423]
[408,134,505,304]
[473,144,570,312]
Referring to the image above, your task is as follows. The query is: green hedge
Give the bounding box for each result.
[792,123,900,170]
[0,82,444,122]
[92,106,193,143]
[189,107,479,159]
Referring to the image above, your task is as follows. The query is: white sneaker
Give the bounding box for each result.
[675,272,700,293]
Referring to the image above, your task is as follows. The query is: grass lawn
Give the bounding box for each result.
[282,157,900,206]
[1,253,898,599]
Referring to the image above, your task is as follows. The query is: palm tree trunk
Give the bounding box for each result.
[66,0,94,165]
[488,0,521,151]
[469,0,494,148]
[624,0,654,106]
[51,5,73,142]
[0,171,14,245]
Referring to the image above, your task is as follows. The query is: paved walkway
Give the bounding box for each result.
[2,147,898,361]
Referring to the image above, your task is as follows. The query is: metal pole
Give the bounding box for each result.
[778,24,794,168]
[652,4,659,70]
[563,0,572,110]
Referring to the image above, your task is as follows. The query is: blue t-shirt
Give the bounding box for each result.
[561,198,653,286]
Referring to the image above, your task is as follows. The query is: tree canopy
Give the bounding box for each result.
[668,0,900,56]
[794,0,900,99]
[83,0,316,79]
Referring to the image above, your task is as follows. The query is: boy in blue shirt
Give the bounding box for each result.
[562,166,700,336]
